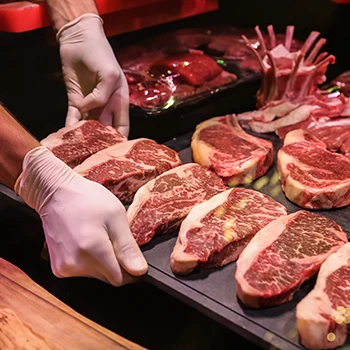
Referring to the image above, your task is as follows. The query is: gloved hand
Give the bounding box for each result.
[57,14,130,137]
[15,147,147,285]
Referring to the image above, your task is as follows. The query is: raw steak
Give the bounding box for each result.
[150,52,223,86]
[236,211,347,308]
[278,129,350,209]
[74,139,182,205]
[127,163,226,246]
[170,188,287,275]
[41,120,126,168]
[125,70,173,109]
[297,243,350,350]
[191,115,273,186]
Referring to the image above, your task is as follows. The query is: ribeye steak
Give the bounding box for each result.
[127,163,226,246]
[297,243,350,350]
[235,211,347,308]
[191,115,273,186]
[41,120,126,168]
[74,138,182,205]
[170,188,287,275]
[278,129,350,209]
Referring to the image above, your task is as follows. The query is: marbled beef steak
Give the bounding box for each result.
[41,120,126,168]
[128,163,226,246]
[170,188,287,275]
[235,211,347,308]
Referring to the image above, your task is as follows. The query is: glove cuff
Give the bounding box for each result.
[56,13,104,42]
[14,146,76,213]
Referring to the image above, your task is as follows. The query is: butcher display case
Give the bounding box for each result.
[1,1,350,349]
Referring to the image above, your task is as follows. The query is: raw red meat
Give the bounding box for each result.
[74,139,182,205]
[150,52,223,87]
[40,120,126,168]
[243,25,335,107]
[170,188,287,275]
[297,243,350,350]
[235,211,347,308]
[278,129,350,209]
[127,163,226,246]
[191,115,273,186]
[125,71,173,109]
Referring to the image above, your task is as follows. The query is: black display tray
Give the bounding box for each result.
[129,72,261,144]
[1,131,349,350]
[143,131,350,350]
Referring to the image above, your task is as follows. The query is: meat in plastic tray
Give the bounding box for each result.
[117,25,302,115]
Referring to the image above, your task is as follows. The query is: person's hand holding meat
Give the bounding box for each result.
[46,0,129,136]
[0,106,148,285]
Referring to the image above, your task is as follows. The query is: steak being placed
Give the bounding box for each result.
[41,120,126,168]
[170,188,287,275]
[127,163,226,246]
[235,211,347,308]
[297,243,350,350]
[278,129,350,209]
[74,139,182,205]
[191,115,273,186]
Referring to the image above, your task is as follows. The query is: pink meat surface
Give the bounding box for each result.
[278,129,350,209]
[40,120,127,168]
[297,243,350,349]
[236,211,347,308]
[74,139,182,205]
[171,188,287,275]
[192,115,273,186]
[150,52,223,86]
[127,164,226,246]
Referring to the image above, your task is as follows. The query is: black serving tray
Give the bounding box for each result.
[129,71,261,144]
[143,131,350,350]
[1,131,349,350]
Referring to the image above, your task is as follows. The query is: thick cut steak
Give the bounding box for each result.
[170,188,287,275]
[191,115,273,186]
[235,211,347,308]
[278,129,350,209]
[74,139,182,205]
[296,243,350,350]
[127,163,226,246]
[41,120,126,168]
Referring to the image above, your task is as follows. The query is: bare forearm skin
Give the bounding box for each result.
[45,0,99,32]
[0,106,40,189]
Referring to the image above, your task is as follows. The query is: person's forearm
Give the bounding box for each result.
[45,0,98,32]
[0,106,40,189]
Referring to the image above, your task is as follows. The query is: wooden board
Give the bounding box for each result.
[0,258,146,350]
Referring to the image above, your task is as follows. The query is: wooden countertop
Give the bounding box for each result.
[0,258,146,350]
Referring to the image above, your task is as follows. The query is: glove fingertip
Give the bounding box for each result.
[122,255,148,277]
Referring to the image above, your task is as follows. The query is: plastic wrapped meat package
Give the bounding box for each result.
[116,25,303,114]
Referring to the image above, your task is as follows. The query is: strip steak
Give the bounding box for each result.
[192,115,273,186]
[278,129,350,209]
[170,188,287,275]
[127,163,226,246]
[235,211,347,308]
[74,139,182,205]
[296,243,350,350]
[41,120,126,168]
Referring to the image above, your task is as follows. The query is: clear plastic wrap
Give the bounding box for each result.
[116,25,302,115]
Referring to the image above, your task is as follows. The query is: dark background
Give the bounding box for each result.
[0,0,349,141]
[0,1,349,349]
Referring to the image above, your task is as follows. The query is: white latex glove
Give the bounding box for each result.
[57,14,130,137]
[14,147,147,286]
